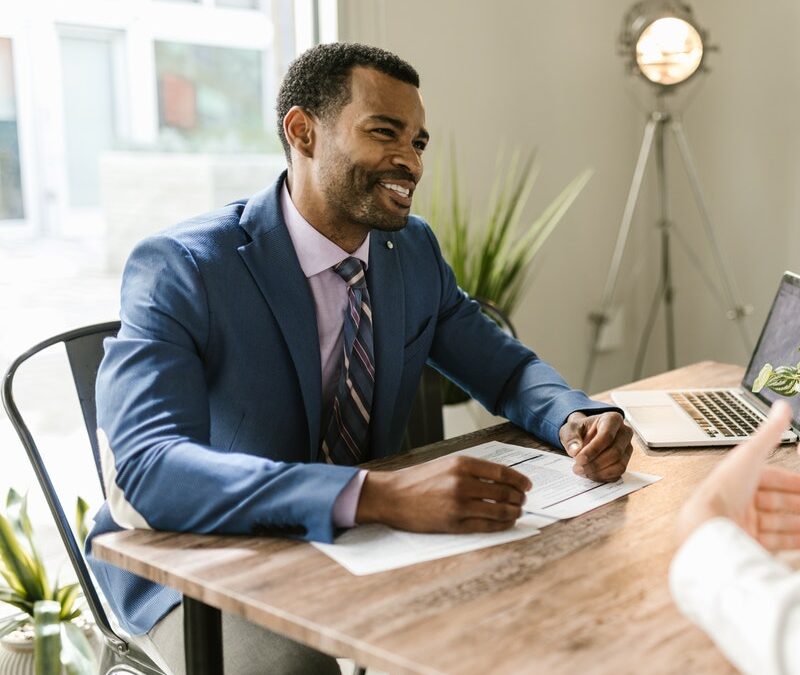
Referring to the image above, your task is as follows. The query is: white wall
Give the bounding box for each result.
[339,0,800,395]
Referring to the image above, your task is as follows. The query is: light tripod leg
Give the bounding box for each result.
[633,277,667,380]
[670,118,753,353]
[582,115,660,391]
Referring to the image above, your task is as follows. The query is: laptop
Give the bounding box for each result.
[612,271,800,447]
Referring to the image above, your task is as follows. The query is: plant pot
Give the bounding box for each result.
[443,398,505,439]
[0,624,35,675]
[0,619,100,675]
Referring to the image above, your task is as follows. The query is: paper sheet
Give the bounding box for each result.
[311,514,544,575]
[312,440,661,575]
[457,441,662,519]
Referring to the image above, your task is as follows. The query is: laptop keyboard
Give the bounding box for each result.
[670,390,765,439]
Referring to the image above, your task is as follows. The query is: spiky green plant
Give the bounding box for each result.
[0,489,95,674]
[418,147,592,403]
[753,348,800,397]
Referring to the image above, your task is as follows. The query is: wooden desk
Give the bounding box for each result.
[93,362,800,674]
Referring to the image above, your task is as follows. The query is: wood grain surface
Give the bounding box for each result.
[93,362,800,674]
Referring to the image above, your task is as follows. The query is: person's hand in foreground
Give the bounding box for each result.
[559,411,634,482]
[676,400,800,549]
[356,455,531,533]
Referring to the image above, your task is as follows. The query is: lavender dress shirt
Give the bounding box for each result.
[280,183,367,528]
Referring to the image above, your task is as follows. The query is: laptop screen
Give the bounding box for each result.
[742,271,800,427]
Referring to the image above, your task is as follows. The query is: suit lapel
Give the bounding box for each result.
[237,177,322,461]
[367,230,405,459]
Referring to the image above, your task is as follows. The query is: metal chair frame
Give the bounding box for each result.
[1,321,453,675]
[2,321,164,675]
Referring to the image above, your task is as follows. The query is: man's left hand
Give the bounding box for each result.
[559,411,633,482]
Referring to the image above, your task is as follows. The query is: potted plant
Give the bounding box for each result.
[419,147,592,404]
[0,489,96,674]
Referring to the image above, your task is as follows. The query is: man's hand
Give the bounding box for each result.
[676,401,800,549]
[559,411,633,482]
[355,455,531,534]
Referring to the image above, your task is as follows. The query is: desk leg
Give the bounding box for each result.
[183,595,223,675]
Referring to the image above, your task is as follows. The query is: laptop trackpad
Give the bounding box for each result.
[629,405,678,425]
[627,404,701,444]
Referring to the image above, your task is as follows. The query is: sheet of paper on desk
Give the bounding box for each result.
[457,441,661,520]
[311,514,545,576]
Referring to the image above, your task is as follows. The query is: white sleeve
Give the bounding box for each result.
[670,517,800,675]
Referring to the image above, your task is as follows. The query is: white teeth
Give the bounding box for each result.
[380,182,410,197]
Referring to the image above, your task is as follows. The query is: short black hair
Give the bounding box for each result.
[276,42,420,163]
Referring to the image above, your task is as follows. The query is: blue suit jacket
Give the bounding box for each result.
[87,172,615,635]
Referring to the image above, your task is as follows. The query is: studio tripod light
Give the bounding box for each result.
[582,0,753,391]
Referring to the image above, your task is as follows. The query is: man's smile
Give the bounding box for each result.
[378,180,414,208]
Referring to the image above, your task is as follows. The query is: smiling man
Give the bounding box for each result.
[87,43,632,674]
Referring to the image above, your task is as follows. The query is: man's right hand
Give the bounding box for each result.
[355,455,531,533]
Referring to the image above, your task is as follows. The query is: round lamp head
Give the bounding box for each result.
[620,0,709,88]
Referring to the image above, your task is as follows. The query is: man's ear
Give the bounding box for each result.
[283,106,316,159]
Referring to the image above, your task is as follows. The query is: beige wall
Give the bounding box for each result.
[339,0,800,394]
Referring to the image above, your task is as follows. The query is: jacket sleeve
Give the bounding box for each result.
[421,224,618,450]
[96,234,357,544]
[670,517,800,675]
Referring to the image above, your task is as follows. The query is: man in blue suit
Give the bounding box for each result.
[88,43,633,673]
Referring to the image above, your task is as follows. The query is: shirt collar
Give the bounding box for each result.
[280,181,370,279]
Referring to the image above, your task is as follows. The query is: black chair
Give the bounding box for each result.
[2,321,166,675]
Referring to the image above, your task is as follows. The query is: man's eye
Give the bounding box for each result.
[413,141,427,152]
[373,128,394,137]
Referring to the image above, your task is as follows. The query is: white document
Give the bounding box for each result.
[312,440,660,576]
[458,441,661,519]
[312,514,544,576]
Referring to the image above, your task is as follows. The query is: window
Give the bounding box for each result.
[155,41,279,153]
[0,37,23,220]
[60,34,118,208]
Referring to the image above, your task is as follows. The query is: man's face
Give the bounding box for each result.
[314,67,428,232]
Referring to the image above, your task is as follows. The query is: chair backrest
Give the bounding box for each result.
[402,365,444,452]
[1,322,164,673]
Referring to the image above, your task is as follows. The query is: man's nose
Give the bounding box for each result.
[392,145,423,182]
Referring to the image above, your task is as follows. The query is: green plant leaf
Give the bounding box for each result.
[75,497,90,548]
[55,583,81,621]
[0,513,45,601]
[421,143,591,322]
[0,587,34,615]
[5,489,50,600]
[61,621,97,675]
[753,364,774,393]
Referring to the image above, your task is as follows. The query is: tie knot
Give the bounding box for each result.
[334,257,367,289]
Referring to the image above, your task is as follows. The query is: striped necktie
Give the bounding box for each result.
[320,257,375,465]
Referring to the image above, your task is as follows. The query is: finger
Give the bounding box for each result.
[757,510,800,533]
[454,518,517,534]
[575,422,631,471]
[759,465,800,493]
[577,427,632,471]
[459,456,532,493]
[468,480,526,505]
[724,401,792,472]
[757,531,800,551]
[459,498,523,523]
[560,413,587,457]
[576,457,627,482]
[574,414,624,466]
[756,489,800,513]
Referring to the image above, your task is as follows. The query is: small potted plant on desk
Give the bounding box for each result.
[0,489,95,674]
